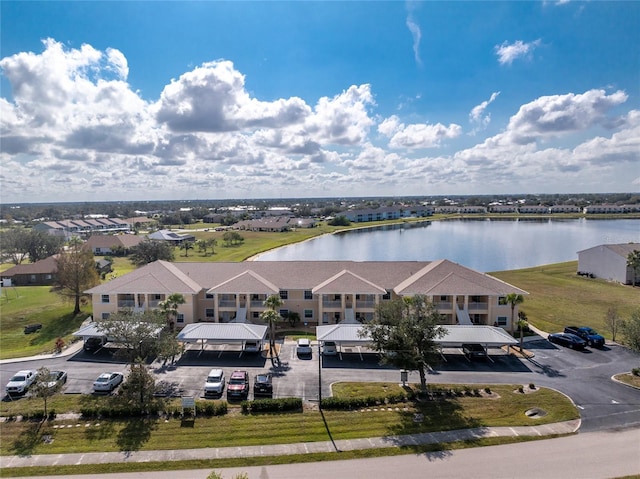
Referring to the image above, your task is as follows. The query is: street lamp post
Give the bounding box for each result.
[318,340,322,410]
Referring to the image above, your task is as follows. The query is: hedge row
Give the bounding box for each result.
[240,397,302,413]
[79,401,228,419]
[320,393,409,410]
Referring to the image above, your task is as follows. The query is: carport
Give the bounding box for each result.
[176,322,268,356]
[316,324,517,361]
[73,321,164,346]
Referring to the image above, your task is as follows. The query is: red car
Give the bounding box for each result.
[226,370,249,400]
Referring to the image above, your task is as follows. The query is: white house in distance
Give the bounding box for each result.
[577,243,640,285]
[85,259,528,331]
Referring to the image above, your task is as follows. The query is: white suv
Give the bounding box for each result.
[6,370,36,395]
[204,369,225,396]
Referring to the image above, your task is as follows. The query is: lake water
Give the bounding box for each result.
[255,218,640,272]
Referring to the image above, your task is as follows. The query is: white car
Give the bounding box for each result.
[296,338,313,356]
[93,372,124,393]
[204,368,225,396]
[5,370,36,395]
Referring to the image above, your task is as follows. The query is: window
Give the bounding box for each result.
[101,294,110,303]
[45,274,52,280]
[382,290,391,300]
[304,309,313,319]
[304,290,313,300]
[252,312,260,319]
[440,295,448,301]
[497,316,507,326]
[279,290,288,300]
[153,294,163,301]
[205,308,215,318]
[177,314,185,324]
[498,296,507,305]
[279,309,289,318]
[101,312,111,320]
[205,293,214,299]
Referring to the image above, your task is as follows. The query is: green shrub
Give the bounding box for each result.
[243,398,302,413]
[632,367,640,377]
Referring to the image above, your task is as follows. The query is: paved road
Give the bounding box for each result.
[12,427,640,479]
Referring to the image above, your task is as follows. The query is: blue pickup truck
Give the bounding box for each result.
[563,326,605,348]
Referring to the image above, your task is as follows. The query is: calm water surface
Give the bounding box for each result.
[255,218,640,272]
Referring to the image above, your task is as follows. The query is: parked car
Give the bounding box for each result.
[564,326,605,347]
[47,370,68,389]
[548,332,587,350]
[322,341,337,356]
[296,338,312,356]
[227,370,249,400]
[462,343,488,360]
[93,372,124,392]
[244,340,261,353]
[204,369,225,396]
[84,336,107,352]
[5,370,36,395]
[253,373,273,398]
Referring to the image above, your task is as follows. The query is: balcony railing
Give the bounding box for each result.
[117,300,135,308]
[355,300,376,309]
[322,300,342,308]
[219,300,236,308]
[468,302,488,311]
[434,301,453,310]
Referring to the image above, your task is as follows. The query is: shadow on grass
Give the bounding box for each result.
[384,392,486,462]
[116,418,157,454]
[27,312,87,348]
[9,420,47,456]
[320,409,340,452]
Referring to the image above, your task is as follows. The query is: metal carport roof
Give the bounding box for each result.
[177,322,268,343]
[316,324,517,347]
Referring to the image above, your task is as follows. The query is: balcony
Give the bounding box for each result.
[468,302,488,311]
[355,299,376,309]
[117,300,135,308]
[219,300,236,308]
[322,300,342,309]
[434,301,453,310]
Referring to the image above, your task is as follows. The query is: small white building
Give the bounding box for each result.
[577,243,640,285]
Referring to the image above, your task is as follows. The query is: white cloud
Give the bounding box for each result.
[495,39,541,65]
[469,92,500,132]
[503,89,628,144]
[379,115,462,149]
[406,2,422,67]
[156,60,310,133]
[1,38,637,201]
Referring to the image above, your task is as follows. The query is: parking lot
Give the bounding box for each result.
[2,336,639,432]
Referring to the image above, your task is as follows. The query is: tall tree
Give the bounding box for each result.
[505,293,525,335]
[158,293,186,330]
[181,240,194,257]
[604,306,622,342]
[361,295,446,395]
[260,294,283,365]
[129,240,174,266]
[55,239,100,315]
[119,361,157,414]
[26,230,65,262]
[30,367,60,418]
[627,250,640,286]
[95,310,166,363]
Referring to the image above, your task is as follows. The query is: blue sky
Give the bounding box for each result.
[1,1,638,203]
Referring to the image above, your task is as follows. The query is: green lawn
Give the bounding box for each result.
[0,286,89,359]
[0,383,577,457]
[490,261,640,338]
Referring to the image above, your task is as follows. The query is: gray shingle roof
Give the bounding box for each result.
[177,323,268,342]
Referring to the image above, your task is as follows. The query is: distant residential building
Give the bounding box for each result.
[518,205,549,214]
[434,206,460,214]
[577,243,639,284]
[85,234,144,255]
[459,206,487,214]
[33,218,130,238]
[234,216,293,232]
[340,205,432,223]
[583,204,624,214]
[549,205,581,214]
[488,205,518,213]
[148,230,196,244]
[1,255,58,286]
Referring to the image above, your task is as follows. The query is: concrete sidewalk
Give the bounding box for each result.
[0,340,84,365]
[0,419,580,468]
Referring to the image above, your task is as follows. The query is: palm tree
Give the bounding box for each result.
[505,293,524,335]
[158,293,186,330]
[627,250,640,286]
[260,294,283,365]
